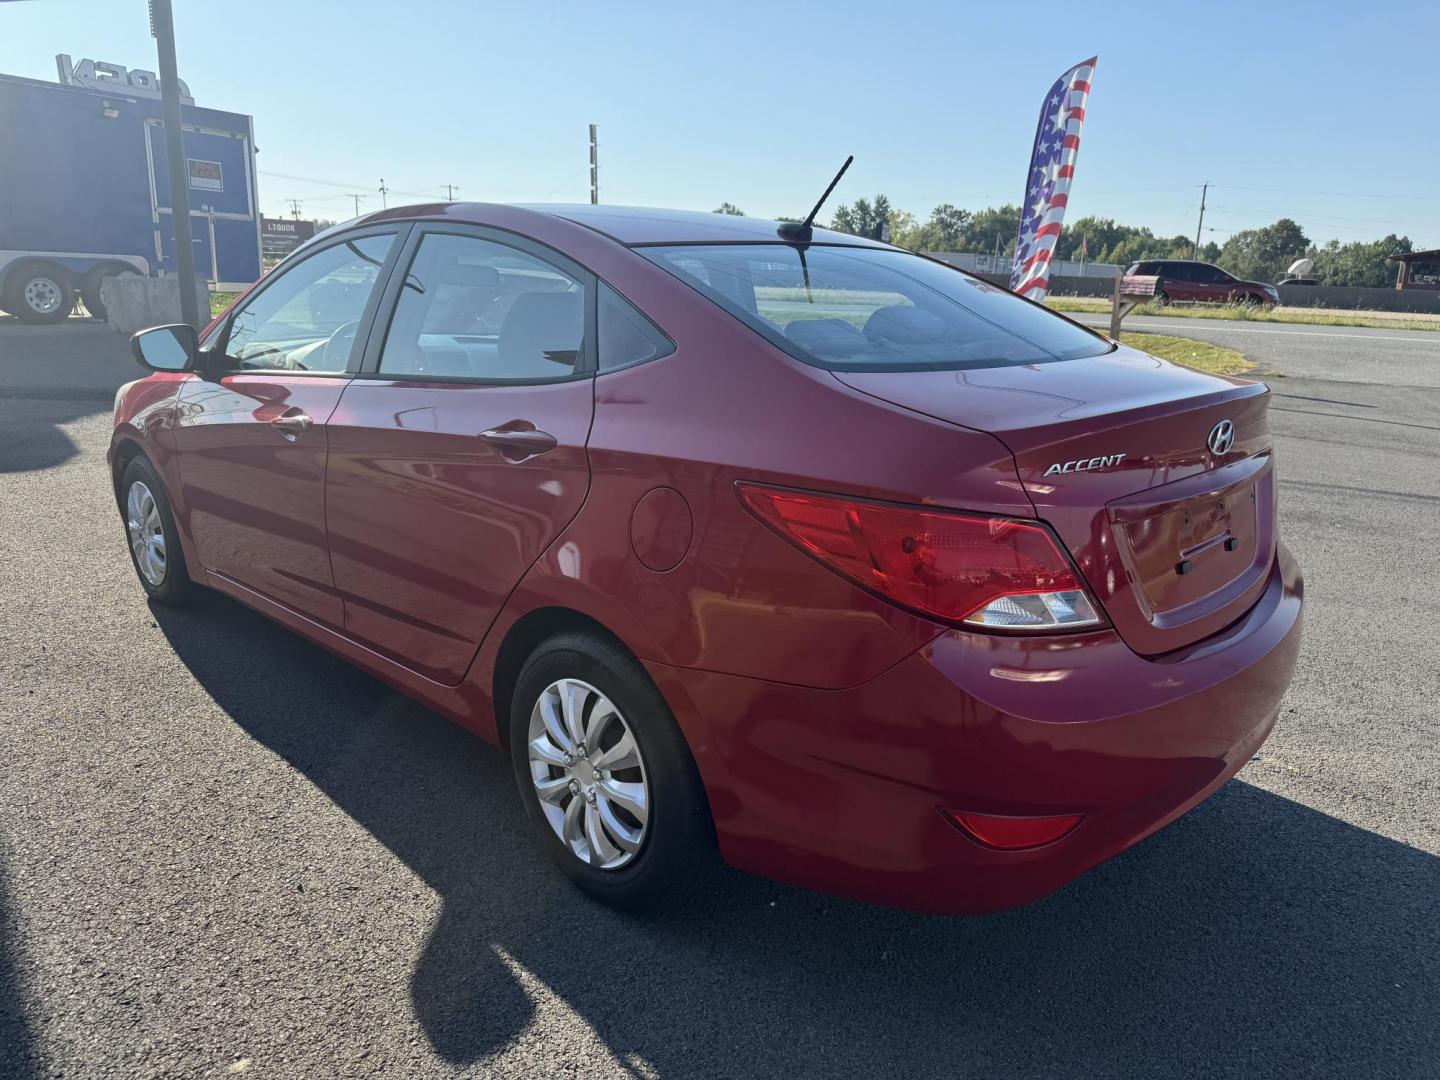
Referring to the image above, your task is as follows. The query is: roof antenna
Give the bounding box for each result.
[777,155,853,243]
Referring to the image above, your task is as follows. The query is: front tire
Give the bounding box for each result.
[120,456,192,606]
[509,631,715,911]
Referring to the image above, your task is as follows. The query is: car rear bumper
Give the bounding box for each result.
[649,543,1303,915]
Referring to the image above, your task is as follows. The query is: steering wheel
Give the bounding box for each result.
[322,320,362,370]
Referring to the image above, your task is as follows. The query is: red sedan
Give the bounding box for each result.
[110,204,1302,914]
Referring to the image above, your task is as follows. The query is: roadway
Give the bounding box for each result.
[1075,311,1440,387]
[1,316,1436,1078]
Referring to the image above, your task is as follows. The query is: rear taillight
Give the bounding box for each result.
[736,484,1104,631]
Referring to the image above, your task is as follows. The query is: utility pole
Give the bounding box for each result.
[443,183,459,202]
[589,124,598,205]
[287,198,302,220]
[149,0,199,328]
[346,193,366,218]
[378,178,389,209]
[1194,182,1209,257]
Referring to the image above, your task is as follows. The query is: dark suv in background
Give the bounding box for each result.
[1122,259,1279,307]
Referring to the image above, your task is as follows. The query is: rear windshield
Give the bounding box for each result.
[638,243,1111,372]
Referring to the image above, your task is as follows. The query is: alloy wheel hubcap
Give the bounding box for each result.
[126,481,166,586]
[527,678,649,870]
[25,277,62,314]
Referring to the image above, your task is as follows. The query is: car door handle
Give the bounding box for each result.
[270,409,313,438]
[479,422,558,462]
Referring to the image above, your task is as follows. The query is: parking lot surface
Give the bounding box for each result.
[2,319,1437,1078]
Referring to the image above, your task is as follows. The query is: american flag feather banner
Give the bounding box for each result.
[1009,57,1097,301]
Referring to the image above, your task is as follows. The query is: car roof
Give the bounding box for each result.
[342,201,888,249]
[522,204,885,247]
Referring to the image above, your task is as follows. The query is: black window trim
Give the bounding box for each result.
[354,222,598,387]
[201,223,411,379]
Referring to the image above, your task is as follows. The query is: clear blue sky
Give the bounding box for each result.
[3,0,1436,248]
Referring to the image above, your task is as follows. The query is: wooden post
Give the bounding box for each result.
[1109,271,1123,339]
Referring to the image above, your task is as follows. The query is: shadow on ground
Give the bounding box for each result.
[0,393,113,474]
[155,593,1439,1079]
[0,850,40,1080]
[0,319,135,474]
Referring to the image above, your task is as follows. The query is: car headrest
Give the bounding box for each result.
[497,291,583,370]
[783,318,868,356]
[863,305,947,347]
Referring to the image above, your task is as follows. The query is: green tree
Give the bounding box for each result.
[960,204,1022,257]
[830,194,893,239]
[908,203,972,251]
[1054,217,1193,264]
[1215,218,1310,284]
[1310,234,1413,288]
[713,202,745,216]
[886,208,921,248]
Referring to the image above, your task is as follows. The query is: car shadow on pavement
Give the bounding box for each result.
[0,392,114,475]
[0,852,41,1080]
[154,592,1439,1079]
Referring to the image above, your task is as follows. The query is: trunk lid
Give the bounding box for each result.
[833,343,1276,655]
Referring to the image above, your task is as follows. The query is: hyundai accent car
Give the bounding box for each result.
[110,204,1302,914]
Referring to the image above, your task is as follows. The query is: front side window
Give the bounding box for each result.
[639,243,1111,372]
[224,233,395,372]
[377,232,586,380]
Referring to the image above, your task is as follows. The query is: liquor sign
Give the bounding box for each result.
[260,217,317,257]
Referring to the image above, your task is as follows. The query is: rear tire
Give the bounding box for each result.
[119,456,193,606]
[5,262,76,324]
[509,630,716,911]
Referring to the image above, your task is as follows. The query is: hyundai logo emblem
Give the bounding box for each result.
[1207,419,1236,455]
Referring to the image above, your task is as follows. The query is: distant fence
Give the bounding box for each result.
[932,257,1440,313]
[962,270,1116,298]
[927,252,1121,279]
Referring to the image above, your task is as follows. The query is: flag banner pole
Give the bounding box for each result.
[1010,56,1097,302]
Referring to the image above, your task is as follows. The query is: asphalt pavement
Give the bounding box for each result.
[1077,311,1440,388]
[1,315,1437,1078]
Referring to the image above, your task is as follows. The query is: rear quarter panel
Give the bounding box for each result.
[485,252,1037,691]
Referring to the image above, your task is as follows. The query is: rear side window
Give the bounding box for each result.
[639,243,1111,372]
[378,232,586,381]
[598,283,674,372]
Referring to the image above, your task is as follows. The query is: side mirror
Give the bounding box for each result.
[131,324,198,373]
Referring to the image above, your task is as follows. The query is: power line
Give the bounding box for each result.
[257,169,438,200]
[346,193,367,218]
[1207,205,1424,231]
[1212,182,1433,203]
